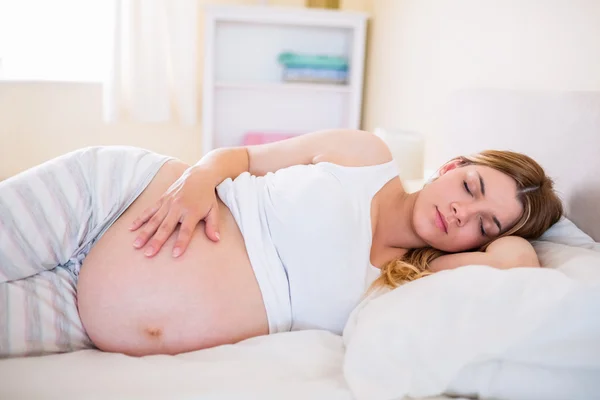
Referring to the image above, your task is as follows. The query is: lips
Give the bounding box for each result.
[435,207,448,234]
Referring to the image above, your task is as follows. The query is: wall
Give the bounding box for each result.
[0,0,370,178]
[7,0,595,178]
[0,82,203,177]
[362,0,600,171]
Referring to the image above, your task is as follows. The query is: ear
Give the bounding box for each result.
[439,159,463,176]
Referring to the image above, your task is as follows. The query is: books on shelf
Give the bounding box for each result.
[277,52,349,84]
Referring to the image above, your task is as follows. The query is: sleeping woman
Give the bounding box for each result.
[0,129,563,358]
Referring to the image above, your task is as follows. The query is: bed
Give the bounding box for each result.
[1,89,599,400]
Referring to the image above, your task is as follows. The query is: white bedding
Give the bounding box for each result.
[343,236,600,400]
[1,225,597,400]
[0,330,455,400]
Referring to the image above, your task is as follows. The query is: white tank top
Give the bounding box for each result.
[216,160,399,335]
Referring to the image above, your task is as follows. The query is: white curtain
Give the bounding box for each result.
[103,0,198,125]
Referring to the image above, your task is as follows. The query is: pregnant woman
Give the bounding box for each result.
[0,129,563,358]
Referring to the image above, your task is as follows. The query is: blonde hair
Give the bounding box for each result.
[369,150,563,292]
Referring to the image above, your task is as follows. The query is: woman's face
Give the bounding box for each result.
[412,162,524,252]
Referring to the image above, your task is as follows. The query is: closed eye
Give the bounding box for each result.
[479,216,487,237]
[463,181,473,196]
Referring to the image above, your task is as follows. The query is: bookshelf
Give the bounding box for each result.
[202,4,368,153]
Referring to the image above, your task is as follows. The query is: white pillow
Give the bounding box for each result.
[343,230,600,400]
[533,241,600,282]
[538,217,600,251]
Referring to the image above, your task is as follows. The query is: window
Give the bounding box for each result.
[0,0,115,82]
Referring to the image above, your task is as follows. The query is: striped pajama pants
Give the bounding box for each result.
[0,146,173,358]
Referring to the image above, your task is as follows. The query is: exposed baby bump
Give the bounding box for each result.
[77,162,268,356]
[78,219,268,356]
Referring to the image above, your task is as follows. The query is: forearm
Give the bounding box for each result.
[429,236,540,272]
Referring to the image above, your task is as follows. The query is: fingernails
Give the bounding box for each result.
[172,247,181,258]
[215,232,220,240]
[144,247,154,256]
[133,239,143,248]
[129,222,137,230]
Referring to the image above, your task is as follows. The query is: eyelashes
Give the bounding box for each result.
[463,181,473,196]
[463,180,487,236]
[479,216,487,237]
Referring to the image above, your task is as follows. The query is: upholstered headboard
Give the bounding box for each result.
[433,89,600,241]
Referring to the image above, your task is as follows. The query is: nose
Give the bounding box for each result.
[449,202,470,227]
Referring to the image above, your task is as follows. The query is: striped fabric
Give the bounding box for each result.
[0,146,174,358]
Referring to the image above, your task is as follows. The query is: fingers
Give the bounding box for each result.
[132,204,169,251]
[172,217,198,258]
[204,206,221,243]
[173,205,219,258]
[129,201,161,231]
[142,209,182,257]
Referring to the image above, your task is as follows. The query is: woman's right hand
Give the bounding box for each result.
[129,165,221,258]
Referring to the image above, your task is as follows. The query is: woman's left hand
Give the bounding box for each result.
[129,166,221,257]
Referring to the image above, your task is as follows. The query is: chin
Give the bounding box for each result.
[413,222,442,250]
[417,228,458,253]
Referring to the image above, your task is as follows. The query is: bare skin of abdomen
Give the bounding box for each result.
[77,160,269,356]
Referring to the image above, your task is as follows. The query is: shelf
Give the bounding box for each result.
[203,5,367,153]
[214,81,352,94]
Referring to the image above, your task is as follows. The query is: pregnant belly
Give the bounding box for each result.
[77,161,269,356]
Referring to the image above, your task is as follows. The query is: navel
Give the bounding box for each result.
[144,326,163,339]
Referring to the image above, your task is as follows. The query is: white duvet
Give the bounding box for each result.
[0,330,455,400]
[0,219,598,400]
[343,218,600,400]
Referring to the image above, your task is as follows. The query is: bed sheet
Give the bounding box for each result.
[0,329,457,400]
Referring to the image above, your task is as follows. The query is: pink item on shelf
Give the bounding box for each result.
[242,132,298,145]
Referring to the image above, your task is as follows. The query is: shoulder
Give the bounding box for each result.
[312,130,393,167]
